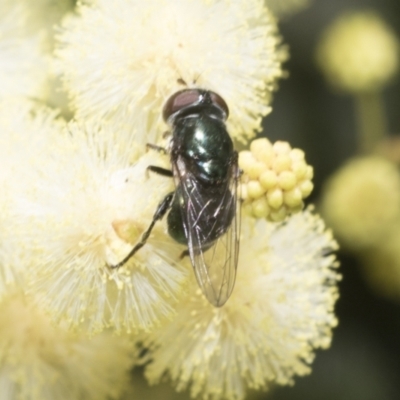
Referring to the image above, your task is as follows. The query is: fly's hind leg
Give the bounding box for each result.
[109,192,175,269]
[147,165,173,178]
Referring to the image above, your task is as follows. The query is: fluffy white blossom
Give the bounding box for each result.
[56,0,284,145]
[0,100,187,333]
[0,4,48,99]
[0,290,133,400]
[0,98,65,299]
[144,210,339,400]
[2,0,75,45]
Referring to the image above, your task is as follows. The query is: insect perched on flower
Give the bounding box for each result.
[111,88,240,307]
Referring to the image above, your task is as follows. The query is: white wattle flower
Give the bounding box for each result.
[0,100,187,333]
[56,0,284,145]
[1,0,75,49]
[0,98,65,300]
[0,4,49,99]
[144,210,340,400]
[0,290,133,400]
[24,127,187,333]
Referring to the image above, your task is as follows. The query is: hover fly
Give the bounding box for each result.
[111,88,240,307]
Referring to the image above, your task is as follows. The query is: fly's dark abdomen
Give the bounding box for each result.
[188,184,235,246]
[167,195,186,245]
[167,181,235,249]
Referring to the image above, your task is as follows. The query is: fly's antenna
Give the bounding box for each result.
[177,78,187,86]
[193,71,204,85]
[177,72,204,87]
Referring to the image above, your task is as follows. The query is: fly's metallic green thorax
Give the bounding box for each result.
[171,110,234,184]
[165,89,233,185]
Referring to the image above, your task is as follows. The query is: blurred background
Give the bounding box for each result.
[263,0,400,399]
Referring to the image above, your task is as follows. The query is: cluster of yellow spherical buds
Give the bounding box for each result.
[239,138,313,221]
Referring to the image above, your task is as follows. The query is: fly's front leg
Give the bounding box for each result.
[145,139,173,179]
[146,143,168,154]
[109,192,175,269]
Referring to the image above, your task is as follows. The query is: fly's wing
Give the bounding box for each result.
[172,154,240,307]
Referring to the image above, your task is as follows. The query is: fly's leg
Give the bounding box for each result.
[145,142,173,178]
[179,249,190,260]
[109,192,175,269]
[147,165,173,178]
[146,143,168,154]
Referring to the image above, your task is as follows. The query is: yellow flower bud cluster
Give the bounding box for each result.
[316,11,399,93]
[239,138,313,221]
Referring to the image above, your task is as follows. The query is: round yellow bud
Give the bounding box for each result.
[290,148,305,161]
[250,137,273,164]
[269,207,288,222]
[305,165,314,180]
[279,171,297,190]
[299,180,314,197]
[249,161,267,179]
[251,197,270,218]
[273,141,291,155]
[248,180,265,199]
[239,151,256,173]
[260,170,278,189]
[283,188,303,208]
[292,161,308,179]
[273,154,292,173]
[267,188,283,209]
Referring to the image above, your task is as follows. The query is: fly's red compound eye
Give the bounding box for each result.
[163,89,203,122]
[162,89,229,122]
[209,92,229,118]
